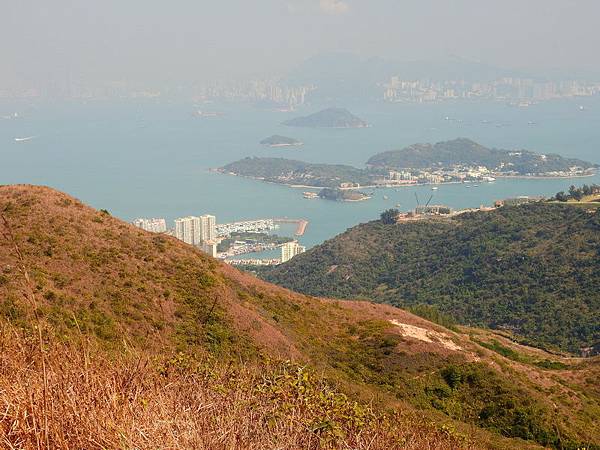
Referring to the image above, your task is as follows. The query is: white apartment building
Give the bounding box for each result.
[281,241,306,263]
[174,216,202,246]
[132,218,167,233]
[174,214,216,246]
[201,240,218,258]
[199,214,216,242]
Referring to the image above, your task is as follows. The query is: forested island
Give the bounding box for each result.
[259,135,303,147]
[368,138,597,177]
[318,187,371,202]
[283,107,368,128]
[218,138,597,190]
[218,157,373,188]
[260,201,600,355]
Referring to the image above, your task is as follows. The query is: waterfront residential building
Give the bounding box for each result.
[199,214,216,242]
[201,240,218,258]
[174,216,202,246]
[281,241,306,263]
[132,218,167,233]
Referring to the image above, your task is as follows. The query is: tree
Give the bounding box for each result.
[380,209,399,224]
[569,185,583,201]
[555,191,568,202]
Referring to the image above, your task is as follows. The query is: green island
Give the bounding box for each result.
[318,187,371,202]
[218,138,597,190]
[218,156,374,188]
[367,138,597,176]
[259,135,303,147]
[261,199,600,356]
[283,107,369,128]
[2,185,600,449]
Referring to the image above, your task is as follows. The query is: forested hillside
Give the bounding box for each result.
[262,203,600,355]
[1,186,599,449]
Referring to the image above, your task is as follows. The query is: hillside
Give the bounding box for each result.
[262,203,600,356]
[283,108,368,128]
[1,186,599,449]
[367,138,597,175]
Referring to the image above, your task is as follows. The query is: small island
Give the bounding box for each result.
[283,108,368,129]
[218,157,373,188]
[260,135,303,148]
[318,188,371,202]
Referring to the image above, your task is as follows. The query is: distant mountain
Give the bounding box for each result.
[259,135,303,147]
[261,202,600,355]
[285,53,525,101]
[367,138,598,175]
[283,108,368,128]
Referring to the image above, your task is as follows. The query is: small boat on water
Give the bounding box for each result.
[431,186,439,191]
[14,136,35,142]
[383,195,389,200]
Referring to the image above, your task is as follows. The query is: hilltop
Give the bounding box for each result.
[283,108,368,128]
[1,185,599,449]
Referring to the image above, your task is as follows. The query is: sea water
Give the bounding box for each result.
[1,97,599,249]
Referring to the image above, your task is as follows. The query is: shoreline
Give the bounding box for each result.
[212,169,598,192]
[494,173,597,180]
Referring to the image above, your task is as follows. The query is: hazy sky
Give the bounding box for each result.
[2,0,600,89]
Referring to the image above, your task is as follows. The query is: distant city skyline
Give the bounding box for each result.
[3,1,600,96]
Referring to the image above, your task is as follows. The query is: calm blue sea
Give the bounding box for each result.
[1,97,599,249]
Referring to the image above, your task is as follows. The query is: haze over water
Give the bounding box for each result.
[1,97,599,248]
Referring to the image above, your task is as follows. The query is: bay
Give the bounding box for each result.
[1,97,598,249]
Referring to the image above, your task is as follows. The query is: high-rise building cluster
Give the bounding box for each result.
[132,218,167,233]
[281,241,306,263]
[382,77,600,103]
[174,215,216,247]
[194,80,315,109]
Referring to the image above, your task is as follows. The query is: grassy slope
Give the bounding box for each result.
[263,203,600,355]
[0,185,598,449]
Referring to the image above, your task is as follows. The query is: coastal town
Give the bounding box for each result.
[131,192,559,267]
[132,216,307,265]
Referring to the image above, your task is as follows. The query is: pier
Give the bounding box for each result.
[274,218,309,236]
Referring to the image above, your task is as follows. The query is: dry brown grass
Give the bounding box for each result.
[0,324,470,450]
